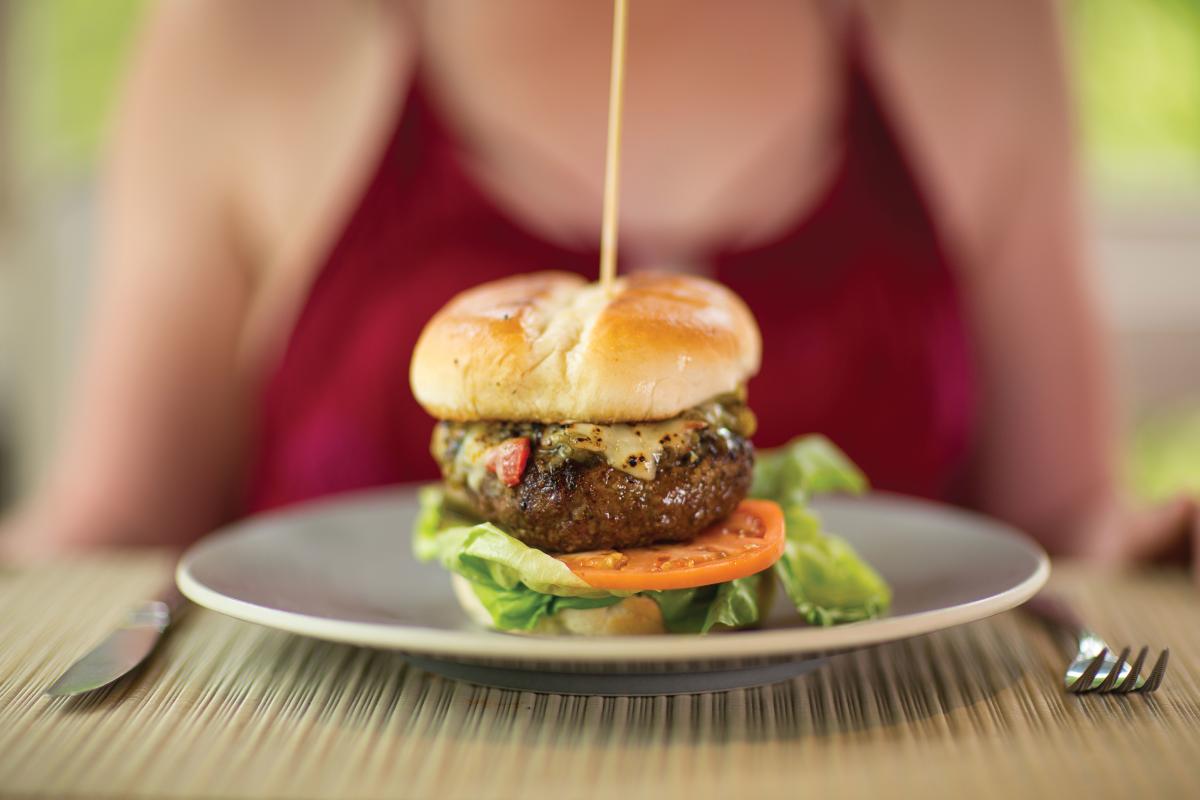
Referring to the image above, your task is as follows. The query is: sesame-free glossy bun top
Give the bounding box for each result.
[410,271,761,422]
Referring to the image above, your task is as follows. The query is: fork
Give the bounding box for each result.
[1024,592,1169,694]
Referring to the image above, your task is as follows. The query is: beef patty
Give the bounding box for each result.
[436,421,755,553]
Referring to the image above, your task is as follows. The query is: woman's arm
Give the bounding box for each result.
[2,0,410,556]
[862,0,1194,559]
[6,1,258,553]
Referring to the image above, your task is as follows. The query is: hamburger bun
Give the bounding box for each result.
[410,271,761,423]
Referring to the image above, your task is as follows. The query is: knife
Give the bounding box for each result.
[44,582,188,697]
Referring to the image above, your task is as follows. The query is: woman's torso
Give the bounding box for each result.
[239,1,846,357]
[236,1,975,513]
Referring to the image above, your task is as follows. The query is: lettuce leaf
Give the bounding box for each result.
[751,437,891,625]
[751,434,868,502]
[416,488,766,632]
[415,434,892,632]
[414,486,609,598]
[648,574,766,633]
[465,581,624,632]
[464,575,767,633]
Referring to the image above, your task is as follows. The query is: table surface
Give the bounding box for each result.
[1,553,1197,800]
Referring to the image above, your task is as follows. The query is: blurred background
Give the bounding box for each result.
[0,0,1198,514]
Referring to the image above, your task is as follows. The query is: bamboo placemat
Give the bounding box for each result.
[0,554,1197,800]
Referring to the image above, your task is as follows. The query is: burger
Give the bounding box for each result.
[410,271,890,635]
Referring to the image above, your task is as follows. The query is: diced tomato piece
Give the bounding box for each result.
[484,437,530,487]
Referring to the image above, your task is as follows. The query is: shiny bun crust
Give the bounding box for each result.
[410,271,761,423]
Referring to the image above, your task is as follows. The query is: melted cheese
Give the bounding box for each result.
[441,414,707,490]
[448,424,497,492]
[562,418,701,481]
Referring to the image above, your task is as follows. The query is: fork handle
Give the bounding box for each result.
[1024,592,1087,638]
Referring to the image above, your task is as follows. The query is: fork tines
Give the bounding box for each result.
[1118,647,1151,694]
[1069,646,1170,694]
[1143,649,1170,693]
[1095,647,1130,693]
[1069,648,1109,693]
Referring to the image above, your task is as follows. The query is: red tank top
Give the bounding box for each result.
[245,50,975,514]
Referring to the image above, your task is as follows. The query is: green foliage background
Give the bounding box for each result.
[1072,0,1200,186]
[10,0,148,179]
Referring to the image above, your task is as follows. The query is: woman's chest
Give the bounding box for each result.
[417,0,845,262]
[241,1,847,367]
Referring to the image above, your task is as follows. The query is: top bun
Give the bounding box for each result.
[410,271,761,423]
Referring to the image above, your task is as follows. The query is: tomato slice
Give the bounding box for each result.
[484,437,530,487]
[556,499,785,591]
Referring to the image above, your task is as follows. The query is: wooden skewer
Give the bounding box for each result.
[599,0,629,297]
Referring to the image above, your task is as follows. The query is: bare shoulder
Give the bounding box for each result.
[129,0,399,99]
[123,1,362,127]
[119,0,413,269]
[857,0,1075,266]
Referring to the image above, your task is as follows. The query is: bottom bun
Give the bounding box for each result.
[450,573,776,636]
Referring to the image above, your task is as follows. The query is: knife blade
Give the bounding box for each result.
[44,582,188,697]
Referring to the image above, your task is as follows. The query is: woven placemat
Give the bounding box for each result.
[0,554,1197,799]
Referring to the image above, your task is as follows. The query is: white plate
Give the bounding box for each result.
[178,488,1048,693]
